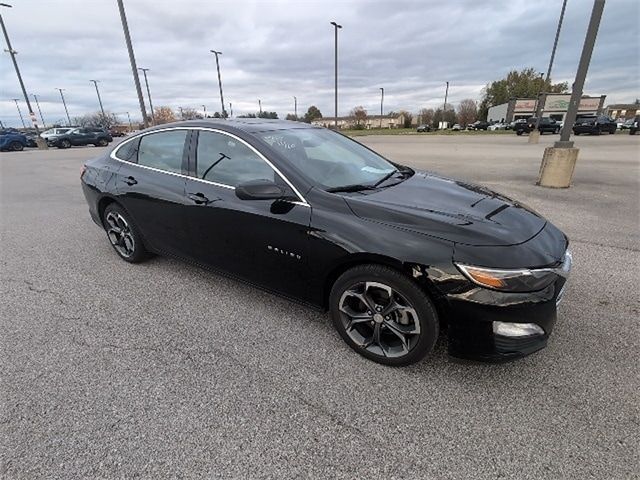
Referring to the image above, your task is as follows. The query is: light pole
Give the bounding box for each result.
[12,98,25,128]
[1,3,46,146]
[179,106,184,119]
[330,21,342,129]
[379,87,384,128]
[210,50,226,117]
[90,80,106,124]
[202,104,207,117]
[56,88,71,126]
[537,0,606,188]
[293,96,297,118]
[126,111,132,130]
[258,99,262,114]
[32,93,45,128]
[528,72,545,144]
[116,0,148,128]
[138,67,155,124]
[532,0,568,143]
[229,102,233,117]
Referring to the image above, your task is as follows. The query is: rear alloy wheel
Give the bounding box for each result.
[10,141,23,151]
[102,204,149,263]
[96,138,108,147]
[59,139,72,149]
[330,265,438,366]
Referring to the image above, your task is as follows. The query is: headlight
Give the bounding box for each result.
[455,250,571,293]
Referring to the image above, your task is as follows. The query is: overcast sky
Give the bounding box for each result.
[1,0,638,127]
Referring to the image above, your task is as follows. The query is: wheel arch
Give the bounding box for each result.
[321,253,447,314]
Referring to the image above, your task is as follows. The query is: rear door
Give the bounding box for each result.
[113,129,192,257]
[182,129,312,299]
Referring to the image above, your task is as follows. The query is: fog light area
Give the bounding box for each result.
[493,321,545,337]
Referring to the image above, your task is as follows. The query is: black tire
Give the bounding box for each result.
[102,203,149,263]
[96,138,108,147]
[554,128,560,134]
[9,141,23,151]
[516,130,523,136]
[59,139,71,149]
[329,264,439,366]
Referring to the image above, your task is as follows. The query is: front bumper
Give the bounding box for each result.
[445,277,566,361]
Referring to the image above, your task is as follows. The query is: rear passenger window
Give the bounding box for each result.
[114,139,139,162]
[196,131,274,186]
[137,130,188,174]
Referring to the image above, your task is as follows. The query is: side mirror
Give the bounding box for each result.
[235,179,287,201]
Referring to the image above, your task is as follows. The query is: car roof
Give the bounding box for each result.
[151,118,318,134]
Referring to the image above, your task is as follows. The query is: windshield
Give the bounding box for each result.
[257,128,398,190]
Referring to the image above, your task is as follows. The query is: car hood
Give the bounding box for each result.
[344,171,546,246]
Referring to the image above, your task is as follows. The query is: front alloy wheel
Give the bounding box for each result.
[330,265,439,366]
[339,282,421,358]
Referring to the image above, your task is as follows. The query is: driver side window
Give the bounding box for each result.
[196,131,275,186]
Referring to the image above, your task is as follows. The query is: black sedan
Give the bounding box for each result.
[81,119,571,365]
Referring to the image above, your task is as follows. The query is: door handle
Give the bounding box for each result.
[125,176,137,186]
[188,192,210,205]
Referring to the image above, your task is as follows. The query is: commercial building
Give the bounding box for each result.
[487,94,606,123]
[605,103,640,121]
[312,113,408,129]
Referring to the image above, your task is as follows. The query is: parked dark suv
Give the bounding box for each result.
[515,117,560,135]
[48,127,113,148]
[572,115,617,135]
[467,121,490,131]
[630,116,640,135]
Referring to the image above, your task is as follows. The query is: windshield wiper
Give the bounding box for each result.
[373,169,399,187]
[326,184,376,193]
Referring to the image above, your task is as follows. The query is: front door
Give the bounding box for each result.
[183,129,312,300]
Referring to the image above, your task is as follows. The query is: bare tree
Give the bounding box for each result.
[154,106,176,124]
[180,107,203,120]
[417,108,435,126]
[72,111,118,128]
[349,106,368,127]
[456,99,478,127]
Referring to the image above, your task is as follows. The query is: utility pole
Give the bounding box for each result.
[179,106,183,119]
[537,0,606,188]
[202,104,207,117]
[531,0,568,144]
[56,88,71,126]
[379,87,384,128]
[32,93,45,128]
[293,96,297,118]
[90,80,106,123]
[330,21,342,129]
[229,102,233,117]
[138,67,155,124]
[126,111,132,131]
[210,50,226,117]
[1,3,46,147]
[258,99,262,114]
[529,72,546,143]
[117,0,148,128]
[12,98,25,128]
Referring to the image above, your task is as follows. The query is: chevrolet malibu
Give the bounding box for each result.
[81,119,571,366]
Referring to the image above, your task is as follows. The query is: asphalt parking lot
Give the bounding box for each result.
[1,134,639,479]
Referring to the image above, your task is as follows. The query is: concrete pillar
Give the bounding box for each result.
[537,146,579,188]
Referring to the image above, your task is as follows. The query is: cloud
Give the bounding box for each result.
[1,0,638,127]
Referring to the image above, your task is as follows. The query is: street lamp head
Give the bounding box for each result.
[0,3,13,8]
[210,50,222,55]
[138,67,149,72]
[330,21,342,28]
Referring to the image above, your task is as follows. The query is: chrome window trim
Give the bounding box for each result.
[110,126,310,207]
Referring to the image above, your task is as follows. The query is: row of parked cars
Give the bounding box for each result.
[0,127,114,151]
